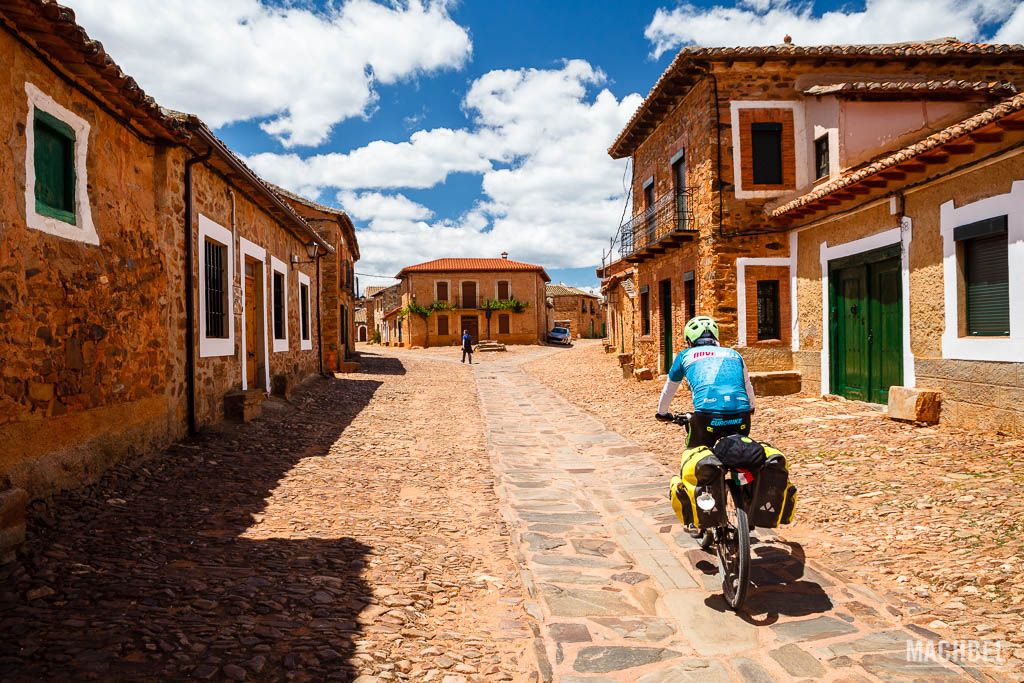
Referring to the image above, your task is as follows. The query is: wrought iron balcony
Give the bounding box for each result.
[615,189,696,263]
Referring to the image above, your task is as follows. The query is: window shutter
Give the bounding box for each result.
[437,282,448,301]
[497,281,509,300]
[34,109,76,224]
[437,314,449,336]
[498,314,510,335]
[965,234,1010,336]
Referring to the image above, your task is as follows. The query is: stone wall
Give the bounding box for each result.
[0,28,185,496]
[916,359,1024,435]
[190,165,321,428]
[547,295,603,339]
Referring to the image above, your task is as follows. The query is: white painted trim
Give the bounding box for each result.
[900,217,915,388]
[818,227,908,396]
[940,181,1024,362]
[270,256,289,352]
[239,237,270,392]
[736,257,791,347]
[24,82,98,245]
[198,215,235,358]
[730,100,809,199]
[298,271,312,350]
[789,231,800,351]
[811,124,840,181]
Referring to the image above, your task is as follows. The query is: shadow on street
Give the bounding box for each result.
[0,373,383,681]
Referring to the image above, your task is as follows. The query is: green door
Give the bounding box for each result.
[829,245,902,403]
[659,279,673,374]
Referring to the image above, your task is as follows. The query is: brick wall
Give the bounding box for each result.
[737,108,796,191]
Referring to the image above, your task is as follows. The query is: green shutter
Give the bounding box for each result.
[965,234,1010,336]
[33,109,76,225]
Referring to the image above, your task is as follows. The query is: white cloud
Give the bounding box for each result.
[645,0,1018,58]
[66,0,471,146]
[249,60,643,281]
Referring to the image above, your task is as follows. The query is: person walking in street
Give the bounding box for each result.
[461,329,474,364]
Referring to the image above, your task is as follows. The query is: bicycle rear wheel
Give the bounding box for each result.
[716,486,750,610]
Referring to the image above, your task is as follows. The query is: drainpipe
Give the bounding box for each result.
[183,148,212,436]
[316,251,324,376]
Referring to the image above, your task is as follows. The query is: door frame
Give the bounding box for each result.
[818,222,914,396]
[239,237,271,392]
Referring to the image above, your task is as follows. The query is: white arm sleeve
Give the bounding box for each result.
[658,378,682,415]
[743,363,756,412]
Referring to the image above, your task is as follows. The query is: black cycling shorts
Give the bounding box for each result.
[686,411,751,449]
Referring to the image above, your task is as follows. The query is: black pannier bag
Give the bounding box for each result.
[750,452,796,528]
[712,434,767,470]
[694,477,727,529]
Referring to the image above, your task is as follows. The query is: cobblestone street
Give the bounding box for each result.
[2,343,1021,681]
[0,352,535,682]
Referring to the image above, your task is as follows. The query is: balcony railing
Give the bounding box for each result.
[434,296,479,309]
[615,189,695,261]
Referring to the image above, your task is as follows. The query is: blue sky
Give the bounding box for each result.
[68,0,1024,289]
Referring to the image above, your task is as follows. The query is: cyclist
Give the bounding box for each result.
[655,316,755,448]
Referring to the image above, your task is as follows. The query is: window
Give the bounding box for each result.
[497,280,510,300]
[34,109,76,224]
[24,83,97,244]
[581,299,587,313]
[436,281,449,302]
[273,272,285,339]
[298,272,312,351]
[498,313,510,335]
[672,153,686,228]
[640,286,651,336]
[957,217,1010,337]
[438,314,449,336]
[814,134,830,181]
[756,280,781,340]
[198,215,234,357]
[270,255,289,351]
[643,181,655,240]
[204,239,228,339]
[684,271,696,320]
[751,122,783,185]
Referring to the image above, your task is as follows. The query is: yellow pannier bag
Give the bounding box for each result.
[668,446,727,529]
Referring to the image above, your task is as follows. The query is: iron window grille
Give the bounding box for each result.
[756,280,781,340]
[300,283,310,341]
[273,272,286,340]
[204,239,228,339]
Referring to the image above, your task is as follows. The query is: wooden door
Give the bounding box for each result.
[461,281,477,309]
[830,265,868,401]
[868,258,903,404]
[829,247,902,403]
[460,315,479,343]
[244,265,257,387]
[659,279,673,374]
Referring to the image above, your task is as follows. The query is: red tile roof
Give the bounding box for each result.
[770,93,1024,219]
[395,258,551,281]
[803,80,1017,98]
[609,38,1024,158]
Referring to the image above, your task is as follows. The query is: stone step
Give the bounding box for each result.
[223,389,265,422]
[749,370,801,396]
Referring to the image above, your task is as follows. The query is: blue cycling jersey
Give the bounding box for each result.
[668,346,751,414]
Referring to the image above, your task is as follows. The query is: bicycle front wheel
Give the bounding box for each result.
[716,486,751,610]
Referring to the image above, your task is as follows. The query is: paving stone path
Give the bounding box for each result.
[475,350,1001,682]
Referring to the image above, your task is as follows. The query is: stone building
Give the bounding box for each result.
[354,306,368,342]
[0,0,354,510]
[368,284,401,344]
[274,185,360,370]
[545,284,604,339]
[391,257,551,347]
[601,38,1024,432]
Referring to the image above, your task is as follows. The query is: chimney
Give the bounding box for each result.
[501,251,508,259]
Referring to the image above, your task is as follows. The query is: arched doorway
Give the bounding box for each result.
[357,325,367,342]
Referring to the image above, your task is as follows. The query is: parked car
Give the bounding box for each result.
[547,326,572,345]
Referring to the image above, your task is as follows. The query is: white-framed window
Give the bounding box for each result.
[24,82,98,245]
[941,182,1024,362]
[729,100,808,199]
[496,280,511,300]
[270,256,289,352]
[298,271,312,351]
[198,215,235,357]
